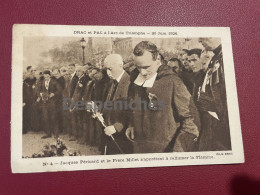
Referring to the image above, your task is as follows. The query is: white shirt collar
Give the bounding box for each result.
[79,74,85,80]
[71,72,76,78]
[116,71,125,83]
[134,72,158,88]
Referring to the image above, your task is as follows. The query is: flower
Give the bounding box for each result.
[148,92,157,101]
[23,138,81,158]
[148,92,158,110]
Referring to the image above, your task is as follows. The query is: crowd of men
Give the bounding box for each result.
[23,38,231,155]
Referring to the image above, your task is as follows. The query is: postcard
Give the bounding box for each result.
[11,24,244,173]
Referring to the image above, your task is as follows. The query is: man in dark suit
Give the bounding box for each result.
[197,38,231,151]
[23,66,36,134]
[70,66,88,141]
[180,50,195,95]
[68,64,79,98]
[31,70,43,132]
[60,66,71,134]
[167,58,182,76]
[39,70,62,139]
[66,64,79,136]
[103,54,133,155]
[52,68,65,134]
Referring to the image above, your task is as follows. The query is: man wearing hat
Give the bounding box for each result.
[39,70,62,139]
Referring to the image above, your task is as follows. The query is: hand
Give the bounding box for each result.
[49,93,55,98]
[69,107,75,113]
[36,97,41,102]
[104,125,116,136]
[125,127,134,142]
[23,102,26,107]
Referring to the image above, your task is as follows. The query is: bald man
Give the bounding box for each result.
[102,54,133,154]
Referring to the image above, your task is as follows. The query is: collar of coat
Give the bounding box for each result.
[130,65,174,83]
[213,44,222,55]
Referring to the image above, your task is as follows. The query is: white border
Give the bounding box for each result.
[11,24,244,173]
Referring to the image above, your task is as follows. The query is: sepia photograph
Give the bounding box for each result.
[11,25,244,173]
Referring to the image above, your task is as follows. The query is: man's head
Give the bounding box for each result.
[43,70,51,80]
[178,49,189,60]
[89,68,103,81]
[76,66,84,78]
[26,66,32,72]
[168,58,182,74]
[31,68,36,76]
[86,65,94,75]
[68,63,76,74]
[187,49,202,72]
[52,68,61,79]
[85,62,92,67]
[26,66,36,77]
[104,54,124,80]
[200,51,213,71]
[198,38,221,51]
[34,70,42,80]
[181,53,190,70]
[159,53,167,66]
[60,66,68,77]
[123,61,136,74]
[93,70,103,81]
[133,41,161,80]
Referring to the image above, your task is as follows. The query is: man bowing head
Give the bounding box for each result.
[128,41,200,153]
[102,54,133,154]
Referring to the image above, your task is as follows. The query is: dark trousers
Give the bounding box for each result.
[82,112,92,144]
[165,125,198,152]
[63,110,71,134]
[71,110,84,139]
[23,103,32,134]
[198,111,231,151]
[41,101,58,137]
[104,132,133,155]
[31,102,42,132]
[85,116,95,145]
[56,101,63,134]
[132,140,165,154]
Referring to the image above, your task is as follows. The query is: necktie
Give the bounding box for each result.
[107,80,118,101]
[45,80,49,90]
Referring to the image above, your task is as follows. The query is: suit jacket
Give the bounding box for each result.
[180,68,194,95]
[32,78,43,102]
[103,72,133,154]
[69,73,79,98]
[23,77,36,104]
[57,76,66,90]
[197,45,231,150]
[39,78,62,103]
[103,72,131,131]
[72,74,89,103]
